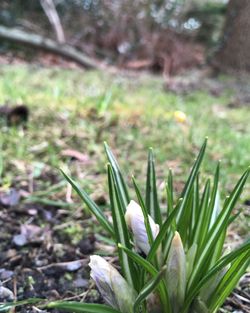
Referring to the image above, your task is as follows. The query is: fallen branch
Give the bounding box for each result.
[0,25,103,69]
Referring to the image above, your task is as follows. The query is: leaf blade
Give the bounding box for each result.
[47,301,121,313]
[146,148,161,225]
[61,169,114,238]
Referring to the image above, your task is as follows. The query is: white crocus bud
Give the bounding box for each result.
[125,200,159,255]
[165,231,186,313]
[89,255,136,313]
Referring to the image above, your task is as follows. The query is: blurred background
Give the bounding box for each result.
[1,0,249,73]
[0,1,250,309]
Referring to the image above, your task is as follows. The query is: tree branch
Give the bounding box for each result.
[40,0,65,43]
[0,26,103,69]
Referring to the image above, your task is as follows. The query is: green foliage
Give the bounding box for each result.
[56,140,250,313]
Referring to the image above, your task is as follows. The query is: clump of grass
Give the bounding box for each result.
[46,138,250,313]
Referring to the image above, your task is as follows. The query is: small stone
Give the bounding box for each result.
[0,269,14,280]
[0,286,14,301]
[73,278,89,288]
[13,234,27,246]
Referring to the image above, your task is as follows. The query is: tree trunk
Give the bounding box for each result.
[215,0,250,72]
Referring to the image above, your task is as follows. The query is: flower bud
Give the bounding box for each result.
[89,255,136,313]
[165,231,186,313]
[125,200,159,255]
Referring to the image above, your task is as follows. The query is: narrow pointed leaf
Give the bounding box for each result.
[209,190,221,229]
[108,165,138,289]
[207,162,220,230]
[166,168,174,215]
[146,148,161,225]
[133,266,167,313]
[104,142,129,212]
[118,244,171,313]
[192,179,210,251]
[181,239,250,313]
[176,139,207,239]
[190,173,200,245]
[188,168,250,291]
[61,169,114,237]
[147,204,181,262]
[0,299,43,312]
[47,301,121,313]
[208,251,250,312]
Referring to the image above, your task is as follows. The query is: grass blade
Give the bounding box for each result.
[147,203,181,263]
[192,179,210,251]
[166,168,174,215]
[108,165,138,289]
[61,169,114,238]
[207,162,220,230]
[207,251,250,312]
[133,266,167,313]
[181,239,250,313]
[187,168,250,291]
[177,139,207,242]
[118,244,171,313]
[104,142,129,212]
[47,301,121,313]
[0,298,43,312]
[146,148,161,225]
[189,173,199,245]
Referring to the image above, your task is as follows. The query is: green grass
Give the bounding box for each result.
[0,64,249,235]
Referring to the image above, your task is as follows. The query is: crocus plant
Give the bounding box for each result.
[48,139,250,313]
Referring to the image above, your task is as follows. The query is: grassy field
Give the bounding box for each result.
[0,64,249,237]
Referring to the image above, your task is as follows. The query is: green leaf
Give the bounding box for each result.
[146,148,161,225]
[61,169,114,238]
[208,246,250,312]
[118,244,171,313]
[189,173,200,245]
[47,301,121,313]
[192,179,210,252]
[186,243,197,280]
[107,165,138,289]
[24,196,74,207]
[208,251,250,312]
[104,142,129,212]
[187,167,250,291]
[181,239,250,313]
[133,266,167,313]
[207,162,220,230]
[147,204,181,263]
[209,190,221,229]
[176,139,207,241]
[166,169,174,215]
[162,197,184,261]
[0,298,43,312]
[207,228,226,269]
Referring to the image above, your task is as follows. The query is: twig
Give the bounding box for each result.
[40,0,65,43]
